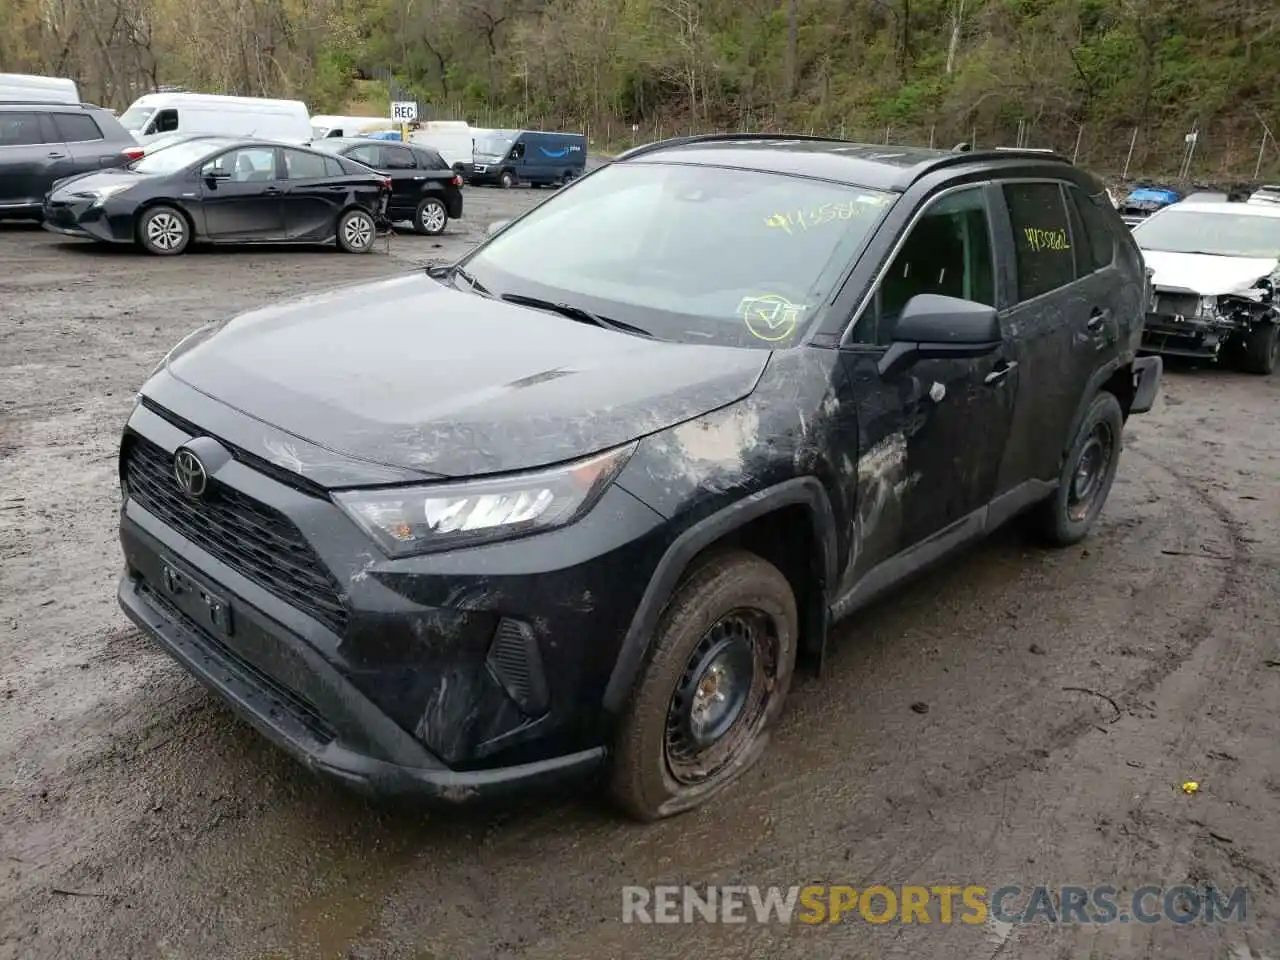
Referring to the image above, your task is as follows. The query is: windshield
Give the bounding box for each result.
[119,105,154,133]
[1133,209,1280,259]
[461,162,896,348]
[132,138,232,174]
[475,136,514,156]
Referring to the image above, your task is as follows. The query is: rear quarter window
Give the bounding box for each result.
[1066,186,1115,273]
[323,157,345,177]
[53,113,103,142]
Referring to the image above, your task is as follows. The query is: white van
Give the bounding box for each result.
[408,120,477,172]
[310,115,396,139]
[119,93,311,144]
[0,73,79,103]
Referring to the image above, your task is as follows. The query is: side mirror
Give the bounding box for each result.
[877,294,1002,376]
[486,219,511,237]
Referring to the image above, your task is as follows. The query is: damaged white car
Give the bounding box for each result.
[1132,200,1280,375]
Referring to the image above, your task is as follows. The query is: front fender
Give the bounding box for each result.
[601,476,837,714]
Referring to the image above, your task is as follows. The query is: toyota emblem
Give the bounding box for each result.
[173,448,208,497]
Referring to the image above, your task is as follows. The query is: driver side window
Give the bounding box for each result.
[202,147,278,183]
[855,186,995,346]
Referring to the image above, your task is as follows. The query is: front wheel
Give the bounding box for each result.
[610,550,798,822]
[336,208,375,253]
[1239,322,1279,375]
[1033,390,1124,546]
[413,196,448,236]
[499,170,516,189]
[137,205,189,256]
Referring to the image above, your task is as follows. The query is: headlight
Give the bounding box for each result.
[334,442,637,557]
[88,183,133,206]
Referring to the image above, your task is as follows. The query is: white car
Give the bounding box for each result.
[1132,200,1280,374]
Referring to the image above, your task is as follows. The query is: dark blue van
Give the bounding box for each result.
[470,129,587,188]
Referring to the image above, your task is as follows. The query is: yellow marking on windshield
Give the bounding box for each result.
[764,196,888,235]
[738,293,806,342]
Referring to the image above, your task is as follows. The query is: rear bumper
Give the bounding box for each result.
[118,524,607,803]
[1129,355,1162,414]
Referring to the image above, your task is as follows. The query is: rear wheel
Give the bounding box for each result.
[1033,390,1124,546]
[499,170,516,189]
[137,205,189,256]
[610,550,798,822]
[336,209,375,253]
[1240,321,1279,375]
[413,196,448,236]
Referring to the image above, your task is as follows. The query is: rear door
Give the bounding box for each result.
[0,112,65,209]
[198,145,286,240]
[280,148,349,240]
[50,111,124,178]
[379,144,422,219]
[994,180,1118,484]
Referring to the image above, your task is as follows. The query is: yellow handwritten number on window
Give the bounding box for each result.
[1022,227,1071,252]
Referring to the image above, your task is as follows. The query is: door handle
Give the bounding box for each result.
[984,360,1018,385]
[263,186,282,194]
[1086,309,1110,333]
[47,152,67,159]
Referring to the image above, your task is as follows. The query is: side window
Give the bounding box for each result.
[53,113,103,142]
[1066,186,1115,273]
[152,109,179,134]
[203,147,277,182]
[418,149,447,170]
[323,156,346,177]
[382,145,416,169]
[282,149,330,179]
[510,141,525,159]
[859,186,995,345]
[1002,182,1077,301]
[347,144,382,168]
[0,112,54,146]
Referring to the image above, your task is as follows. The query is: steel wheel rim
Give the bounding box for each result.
[1067,421,1114,522]
[147,212,184,251]
[344,214,373,249]
[663,608,780,786]
[421,202,446,232]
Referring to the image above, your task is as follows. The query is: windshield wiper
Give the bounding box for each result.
[499,293,654,338]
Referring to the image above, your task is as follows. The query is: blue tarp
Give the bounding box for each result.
[1123,186,1180,207]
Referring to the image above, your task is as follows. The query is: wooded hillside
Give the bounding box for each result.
[3,0,1278,178]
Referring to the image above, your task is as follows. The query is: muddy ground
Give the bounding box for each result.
[2,182,1279,960]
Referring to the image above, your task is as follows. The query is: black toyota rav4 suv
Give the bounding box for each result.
[117,135,1162,821]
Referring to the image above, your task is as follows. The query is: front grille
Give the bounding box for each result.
[1152,292,1201,318]
[124,435,349,634]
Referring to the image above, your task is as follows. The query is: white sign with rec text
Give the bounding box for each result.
[391,101,418,122]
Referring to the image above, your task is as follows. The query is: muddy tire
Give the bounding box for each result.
[1034,390,1124,546]
[610,550,798,822]
[499,170,516,189]
[336,208,375,253]
[136,205,189,256]
[413,196,448,236]
[1240,322,1279,375]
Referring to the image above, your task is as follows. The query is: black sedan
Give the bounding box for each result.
[313,138,463,236]
[42,137,391,255]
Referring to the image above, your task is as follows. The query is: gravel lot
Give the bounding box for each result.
[2,181,1279,960]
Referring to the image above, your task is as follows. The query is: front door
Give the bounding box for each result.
[833,184,1020,593]
[198,146,285,241]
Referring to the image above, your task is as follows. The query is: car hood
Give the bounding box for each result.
[163,273,771,479]
[1142,250,1280,296]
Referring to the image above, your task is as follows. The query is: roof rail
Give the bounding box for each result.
[0,98,97,108]
[889,146,1071,190]
[614,131,848,162]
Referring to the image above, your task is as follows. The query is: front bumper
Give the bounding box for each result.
[1140,312,1241,359]
[42,196,133,243]
[118,548,604,801]
[116,392,668,801]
